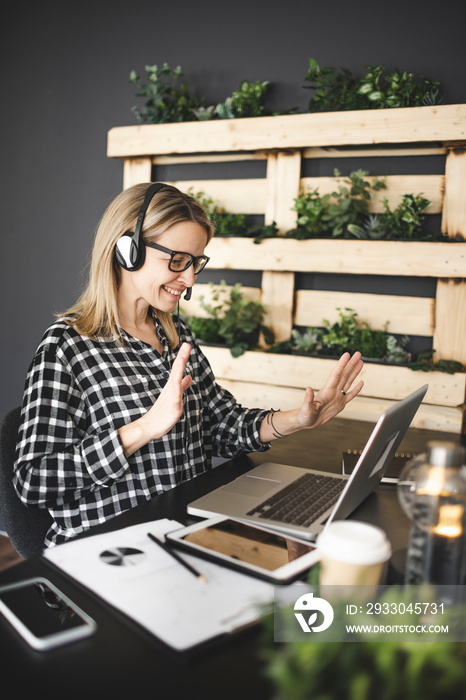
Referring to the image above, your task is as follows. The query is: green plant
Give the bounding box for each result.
[215,79,270,119]
[184,316,223,345]
[356,65,444,109]
[271,309,410,363]
[346,213,388,240]
[322,307,374,357]
[348,194,449,241]
[304,58,444,113]
[192,190,279,243]
[409,350,464,374]
[288,170,386,239]
[130,63,203,124]
[323,170,387,238]
[263,614,466,700]
[290,327,324,355]
[287,188,330,238]
[321,310,413,360]
[187,282,274,357]
[304,58,365,112]
[382,194,434,240]
[385,335,411,365]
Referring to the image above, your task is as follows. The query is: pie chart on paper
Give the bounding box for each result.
[99,546,147,567]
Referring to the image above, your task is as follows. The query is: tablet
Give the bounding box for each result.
[165,516,321,583]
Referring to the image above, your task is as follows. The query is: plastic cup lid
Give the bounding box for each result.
[317,520,392,565]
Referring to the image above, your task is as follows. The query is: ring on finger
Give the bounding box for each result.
[341,389,347,396]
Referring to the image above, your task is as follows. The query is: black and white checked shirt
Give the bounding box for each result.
[14,315,270,546]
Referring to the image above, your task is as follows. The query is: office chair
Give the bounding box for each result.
[0,406,52,558]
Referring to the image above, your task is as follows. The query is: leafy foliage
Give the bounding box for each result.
[290,327,323,355]
[348,194,446,241]
[129,59,446,125]
[286,171,443,241]
[275,308,410,364]
[385,334,411,365]
[130,64,203,124]
[184,316,223,345]
[288,170,386,239]
[263,600,466,700]
[192,190,279,243]
[215,79,270,119]
[409,350,464,374]
[186,282,274,357]
[304,58,444,112]
[321,308,388,358]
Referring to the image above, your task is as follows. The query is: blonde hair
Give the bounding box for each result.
[61,183,214,348]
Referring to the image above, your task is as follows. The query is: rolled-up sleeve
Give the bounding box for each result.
[196,346,271,458]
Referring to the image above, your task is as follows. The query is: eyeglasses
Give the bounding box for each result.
[145,241,210,275]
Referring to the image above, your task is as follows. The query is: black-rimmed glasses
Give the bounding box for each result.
[145,242,210,275]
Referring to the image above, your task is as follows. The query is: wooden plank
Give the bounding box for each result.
[303,146,447,159]
[165,178,267,214]
[261,271,295,342]
[219,379,463,432]
[266,150,302,231]
[107,104,466,157]
[202,346,466,407]
[300,175,443,214]
[441,147,466,239]
[152,152,268,165]
[294,290,434,337]
[433,279,466,365]
[123,158,152,188]
[207,238,466,277]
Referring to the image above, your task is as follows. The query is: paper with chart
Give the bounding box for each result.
[43,519,274,650]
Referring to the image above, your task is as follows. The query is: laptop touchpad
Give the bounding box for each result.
[224,476,281,497]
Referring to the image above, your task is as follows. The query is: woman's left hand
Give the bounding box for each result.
[295,351,364,430]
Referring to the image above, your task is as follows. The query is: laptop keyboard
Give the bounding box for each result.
[246,472,346,528]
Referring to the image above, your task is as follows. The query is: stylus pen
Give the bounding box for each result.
[147,532,207,583]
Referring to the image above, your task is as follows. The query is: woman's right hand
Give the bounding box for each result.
[118,342,193,457]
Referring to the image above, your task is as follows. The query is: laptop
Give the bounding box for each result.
[188,384,428,541]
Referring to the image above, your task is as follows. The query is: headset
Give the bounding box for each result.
[115,182,166,272]
[115,182,192,300]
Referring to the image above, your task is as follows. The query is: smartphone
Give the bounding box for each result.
[0,576,97,650]
[166,516,320,583]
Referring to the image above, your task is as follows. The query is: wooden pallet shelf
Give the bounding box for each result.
[108,105,466,433]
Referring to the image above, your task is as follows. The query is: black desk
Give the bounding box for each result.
[0,420,442,699]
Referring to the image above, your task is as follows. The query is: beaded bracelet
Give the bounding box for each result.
[267,408,287,439]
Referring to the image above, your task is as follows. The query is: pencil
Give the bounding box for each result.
[147,532,207,583]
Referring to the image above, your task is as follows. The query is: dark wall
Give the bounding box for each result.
[1,0,465,417]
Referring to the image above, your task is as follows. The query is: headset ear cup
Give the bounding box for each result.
[116,182,167,271]
[115,232,145,271]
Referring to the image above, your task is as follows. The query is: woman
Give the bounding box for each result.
[14,183,364,547]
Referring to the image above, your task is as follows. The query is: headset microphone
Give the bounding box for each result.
[184,287,192,301]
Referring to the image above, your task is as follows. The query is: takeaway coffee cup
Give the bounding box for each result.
[317,521,392,590]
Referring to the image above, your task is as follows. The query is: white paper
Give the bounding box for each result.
[43,519,275,650]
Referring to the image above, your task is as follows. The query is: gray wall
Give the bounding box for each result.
[1,0,466,417]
